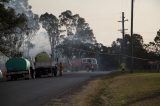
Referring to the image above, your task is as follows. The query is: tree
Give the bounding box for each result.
[144,29,160,56]
[144,42,156,54]
[58,10,97,61]
[7,0,40,57]
[0,0,40,57]
[76,17,96,44]
[0,0,9,2]
[24,41,35,57]
[0,3,28,56]
[59,10,74,37]
[154,29,160,54]
[59,10,96,44]
[8,0,40,36]
[40,13,59,61]
[110,34,150,69]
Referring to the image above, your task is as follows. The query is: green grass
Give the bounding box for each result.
[89,72,160,106]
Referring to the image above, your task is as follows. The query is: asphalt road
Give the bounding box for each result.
[0,71,111,106]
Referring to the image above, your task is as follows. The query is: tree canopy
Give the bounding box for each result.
[0,3,27,56]
[40,12,59,60]
[0,0,39,57]
[59,10,96,44]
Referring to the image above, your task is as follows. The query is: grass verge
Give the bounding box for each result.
[70,72,160,106]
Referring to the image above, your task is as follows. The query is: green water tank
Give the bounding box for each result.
[5,57,30,72]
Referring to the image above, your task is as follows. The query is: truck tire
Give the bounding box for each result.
[10,75,14,81]
[10,75,17,81]
[54,70,57,77]
[24,72,30,80]
[33,73,35,79]
[31,72,35,79]
[35,70,41,78]
[24,77,29,80]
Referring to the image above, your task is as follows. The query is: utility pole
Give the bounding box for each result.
[118,12,128,63]
[131,0,134,73]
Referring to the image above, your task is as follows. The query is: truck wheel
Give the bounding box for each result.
[35,71,40,78]
[14,77,17,80]
[33,73,35,79]
[12,75,17,80]
[10,75,14,81]
[54,71,57,77]
[24,73,30,80]
[25,76,30,80]
[24,76,30,80]
[35,72,39,78]
[31,72,35,79]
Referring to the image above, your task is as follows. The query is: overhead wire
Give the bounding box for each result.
[1,42,159,62]
[58,45,160,62]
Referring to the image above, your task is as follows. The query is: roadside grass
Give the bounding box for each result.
[71,71,160,106]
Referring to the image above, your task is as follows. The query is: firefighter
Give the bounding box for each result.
[30,67,35,79]
[120,63,126,72]
[53,64,58,77]
[59,62,64,76]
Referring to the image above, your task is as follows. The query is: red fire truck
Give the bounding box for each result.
[70,58,98,71]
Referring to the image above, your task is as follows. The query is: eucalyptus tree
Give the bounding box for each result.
[143,29,160,55]
[0,2,28,57]
[76,17,96,44]
[8,0,40,36]
[40,13,59,61]
[59,10,96,44]
[59,10,97,60]
[59,10,74,38]
[7,0,40,56]
[110,34,150,69]
[0,0,40,57]
[144,42,156,54]
[153,29,160,55]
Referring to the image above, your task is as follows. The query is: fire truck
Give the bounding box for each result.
[70,58,98,71]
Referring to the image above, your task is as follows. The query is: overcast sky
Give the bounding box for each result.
[29,0,160,46]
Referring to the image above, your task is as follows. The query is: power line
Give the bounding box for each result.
[59,45,160,62]
[1,42,159,63]
[2,39,159,62]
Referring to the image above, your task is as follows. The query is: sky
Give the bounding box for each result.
[29,0,160,46]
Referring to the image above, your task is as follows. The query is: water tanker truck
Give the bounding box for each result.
[5,57,31,80]
[34,52,53,77]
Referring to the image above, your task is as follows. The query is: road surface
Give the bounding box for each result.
[0,71,111,106]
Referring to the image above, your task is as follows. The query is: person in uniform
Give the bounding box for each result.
[59,62,64,76]
[53,64,58,77]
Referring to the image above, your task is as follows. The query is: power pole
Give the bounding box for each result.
[131,0,134,73]
[118,12,128,63]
